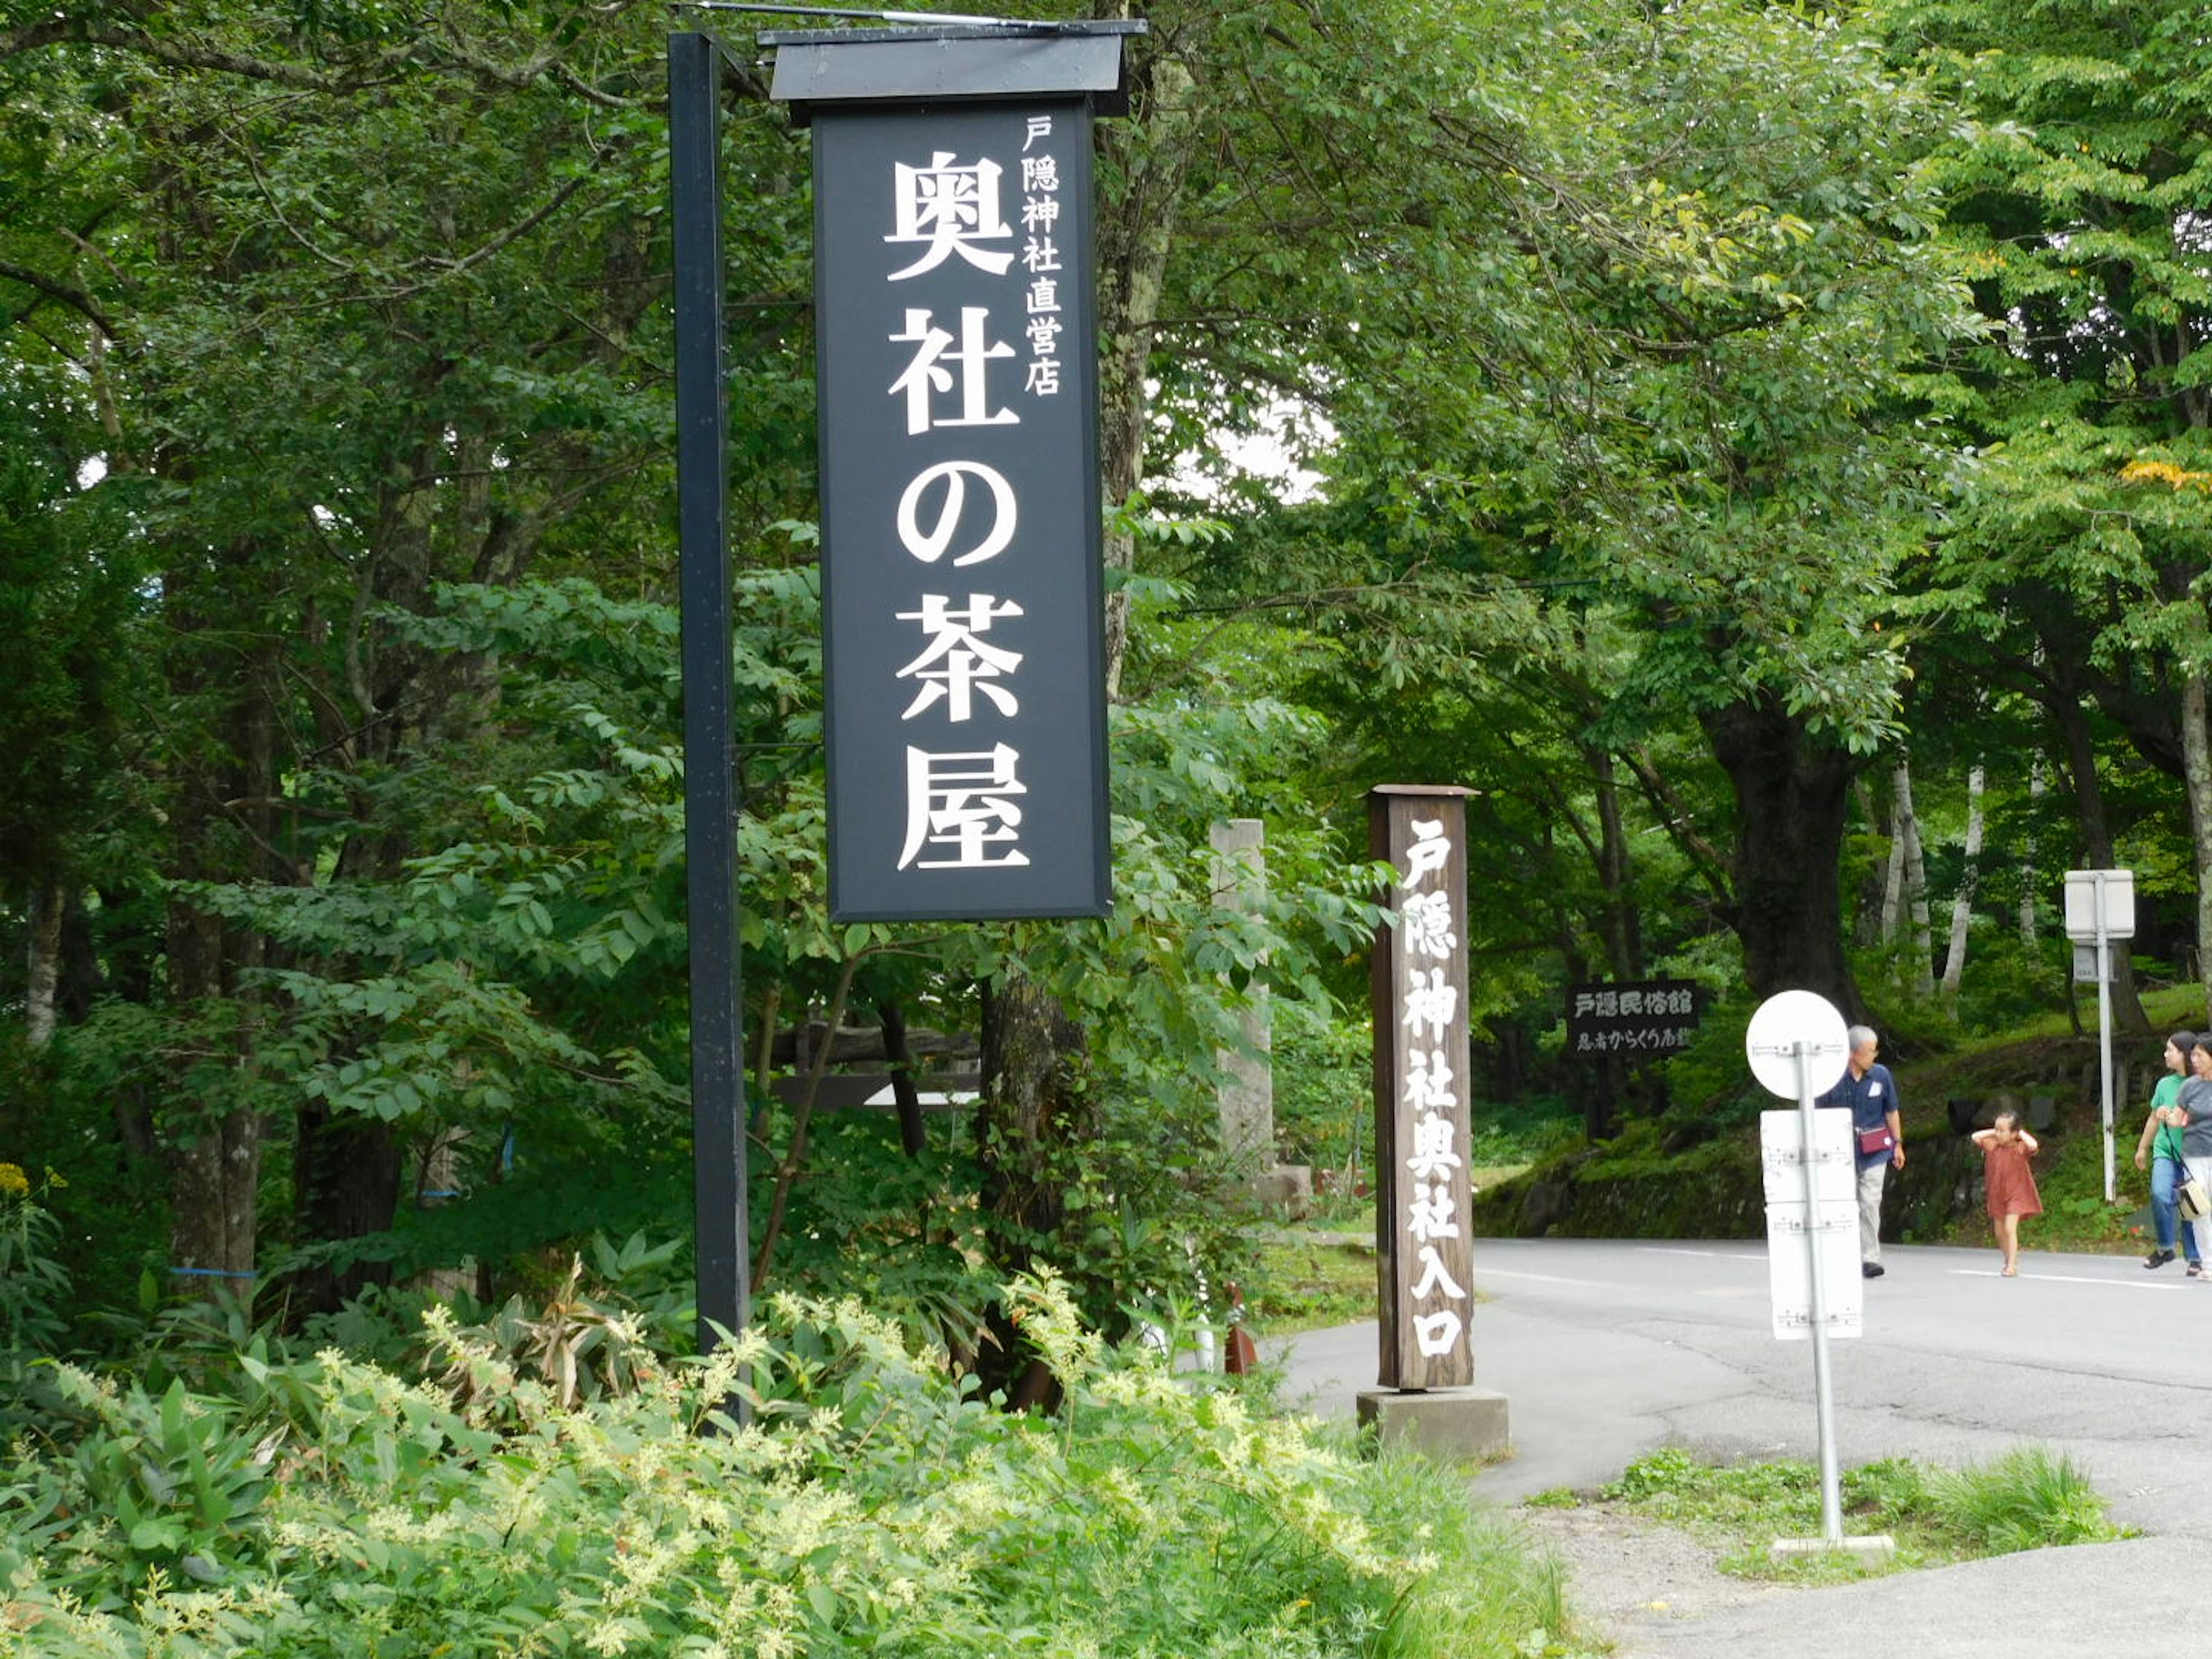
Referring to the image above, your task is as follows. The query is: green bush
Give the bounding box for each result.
[0,1272,1589,1658]
[1274,1003,1372,1177]
[0,1167,69,1358]
[1,1166,74,1437]
[1950,935,2070,1036]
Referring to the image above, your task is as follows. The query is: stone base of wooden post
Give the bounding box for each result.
[1356,1387,1511,1464]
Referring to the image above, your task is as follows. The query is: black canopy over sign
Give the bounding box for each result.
[775,27,1132,923]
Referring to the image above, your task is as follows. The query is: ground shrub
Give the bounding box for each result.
[0,1272,1590,1658]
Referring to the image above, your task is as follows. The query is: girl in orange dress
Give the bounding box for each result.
[1972,1109,2042,1277]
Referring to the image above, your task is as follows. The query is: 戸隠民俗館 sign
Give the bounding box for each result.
[773,24,1142,922]
[1565,978,1701,1057]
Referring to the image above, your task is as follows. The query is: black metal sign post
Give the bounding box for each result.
[669,30,749,1363]
[669,17,1141,1358]
[766,20,1142,923]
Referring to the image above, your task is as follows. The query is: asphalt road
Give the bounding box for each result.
[1272,1238,2202,1657]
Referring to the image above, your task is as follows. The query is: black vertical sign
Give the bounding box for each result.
[812,101,1111,922]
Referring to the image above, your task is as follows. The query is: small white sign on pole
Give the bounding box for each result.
[2063,869,2134,940]
[2065,869,2131,1203]
[1760,1110,1863,1342]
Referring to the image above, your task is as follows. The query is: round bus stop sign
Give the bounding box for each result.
[1744,990,1851,1101]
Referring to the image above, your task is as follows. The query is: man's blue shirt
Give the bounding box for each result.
[1820,1062,1899,1169]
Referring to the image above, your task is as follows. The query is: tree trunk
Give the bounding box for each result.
[1590,748,1642,980]
[162,600,276,1293]
[974,979,1095,1400]
[976,980,1093,1267]
[2020,759,2042,948]
[166,1108,263,1290]
[2047,679,2152,1033]
[1851,780,1886,948]
[1094,42,1197,699]
[288,1107,404,1315]
[287,431,517,1312]
[2183,672,2212,1031]
[161,888,266,1285]
[24,878,62,1048]
[1699,695,1868,1016]
[1880,771,1906,944]
[1941,763,1985,998]
[1895,759,1935,998]
[878,995,928,1158]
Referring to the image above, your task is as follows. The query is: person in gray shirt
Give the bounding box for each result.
[2177,1041,2212,1277]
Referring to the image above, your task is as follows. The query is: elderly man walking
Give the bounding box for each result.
[1820,1025,1904,1278]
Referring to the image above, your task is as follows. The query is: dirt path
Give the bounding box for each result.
[1516,1502,1793,1651]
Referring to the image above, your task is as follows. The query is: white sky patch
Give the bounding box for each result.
[1162,392,1333,505]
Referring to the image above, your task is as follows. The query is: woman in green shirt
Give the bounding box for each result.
[2135,1031,2197,1270]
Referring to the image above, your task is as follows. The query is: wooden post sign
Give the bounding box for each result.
[1369,785,1476,1390]
[767,21,1144,923]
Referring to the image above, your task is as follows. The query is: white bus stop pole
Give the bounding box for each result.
[1796,1037,1843,1544]
[2099,871,2114,1205]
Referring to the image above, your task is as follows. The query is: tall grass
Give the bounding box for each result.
[1922,1446,2117,1554]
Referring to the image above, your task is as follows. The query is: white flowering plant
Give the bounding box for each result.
[0,1270,1586,1657]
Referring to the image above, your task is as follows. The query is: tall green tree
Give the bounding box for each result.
[0,0,814,1291]
[1146,0,1969,1013]
[1889,0,2212,1018]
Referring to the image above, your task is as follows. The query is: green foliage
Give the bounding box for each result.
[0,1275,1591,1658]
[1467,1109,1586,1174]
[1657,996,1762,1118]
[1951,935,2071,1037]
[0,1166,69,1357]
[1885,0,2212,1022]
[33,1369,283,1590]
[0,1168,73,1435]
[1603,1445,1812,1514]
[429,1236,691,1418]
[5,0,2199,1343]
[1275,1003,1374,1177]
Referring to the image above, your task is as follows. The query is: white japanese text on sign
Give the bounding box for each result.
[1396,817,1468,1362]
[878,123,1063,876]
